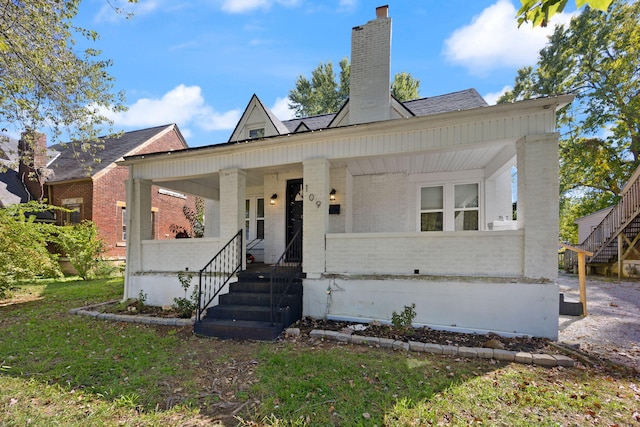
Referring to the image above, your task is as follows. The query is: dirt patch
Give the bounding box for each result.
[557,272,640,372]
[292,317,550,353]
[97,299,192,319]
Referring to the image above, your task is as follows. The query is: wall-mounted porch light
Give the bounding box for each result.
[330,188,336,201]
[270,193,278,205]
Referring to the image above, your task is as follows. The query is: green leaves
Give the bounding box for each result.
[505,1,638,242]
[288,58,420,118]
[0,0,126,147]
[517,0,614,27]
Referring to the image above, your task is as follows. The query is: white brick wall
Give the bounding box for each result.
[325,231,524,276]
[517,134,559,280]
[352,173,407,232]
[349,15,392,125]
[140,238,222,272]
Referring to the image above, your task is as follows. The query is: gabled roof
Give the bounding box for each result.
[283,113,336,133]
[228,94,289,142]
[281,88,487,133]
[402,89,488,115]
[48,124,185,182]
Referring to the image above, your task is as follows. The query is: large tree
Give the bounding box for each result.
[288,58,420,118]
[501,0,639,242]
[0,0,126,163]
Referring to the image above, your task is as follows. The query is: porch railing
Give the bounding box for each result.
[196,229,243,322]
[580,171,640,263]
[270,226,303,326]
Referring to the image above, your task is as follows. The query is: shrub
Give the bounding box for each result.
[172,271,198,318]
[55,220,106,280]
[0,202,63,297]
[391,303,416,333]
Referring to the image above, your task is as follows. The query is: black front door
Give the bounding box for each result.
[285,179,303,262]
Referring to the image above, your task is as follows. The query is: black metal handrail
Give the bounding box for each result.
[196,229,243,322]
[246,237,263,252]
[270,226,303,326]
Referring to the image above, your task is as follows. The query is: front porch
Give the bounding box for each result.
[120,96,570,340]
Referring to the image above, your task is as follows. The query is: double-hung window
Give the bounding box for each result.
[245,197,265,240]
[454,183,479,231]
[420,186,443,231]
[419,182,479,231]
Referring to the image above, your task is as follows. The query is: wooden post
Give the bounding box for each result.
[618,234,623,280]
[577,252,587,316]
[559,243,594,316]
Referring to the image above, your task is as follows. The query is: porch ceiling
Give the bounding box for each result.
[152,142,515,197]
[338,143,511,176]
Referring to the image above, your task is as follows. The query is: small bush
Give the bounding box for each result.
[391,303,416,332]
[172,271,198,318]
[55,221,106,280]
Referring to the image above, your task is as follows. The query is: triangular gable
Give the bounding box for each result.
[390,95,415,119]
[228,94,289,142]
[327,99,350,128]
[293,122,310,133]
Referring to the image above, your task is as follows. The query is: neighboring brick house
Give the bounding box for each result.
[43,124,194,261]
[120,6,572,339]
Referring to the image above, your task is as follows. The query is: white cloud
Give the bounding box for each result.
[104,84,241,132]
[483,85,512,105]
[220,0,300,13]
[443,0,574,74]
[271,97,295,121]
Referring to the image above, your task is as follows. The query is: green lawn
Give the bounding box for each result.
[1,278,638,426]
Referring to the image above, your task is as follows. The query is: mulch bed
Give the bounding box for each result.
[291,317,550,353]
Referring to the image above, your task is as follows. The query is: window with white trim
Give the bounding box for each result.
[245,197,265,240]
[419,182,480,232]
[454,183,479,231]
[420,186,443,231]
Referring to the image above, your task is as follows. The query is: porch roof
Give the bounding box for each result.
[118,94,573,195]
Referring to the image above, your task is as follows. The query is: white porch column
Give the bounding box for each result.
[303,158,330,276]
[219,168,246,267]
[517,133,560,280]
[124,178,152,299]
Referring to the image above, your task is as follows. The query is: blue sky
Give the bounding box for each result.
[68,0,575,147]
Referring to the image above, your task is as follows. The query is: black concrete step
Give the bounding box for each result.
[194,319,282,341]
[219,291,301,307]
[228,280,302,294]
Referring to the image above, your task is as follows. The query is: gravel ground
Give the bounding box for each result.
[557,272,640,371]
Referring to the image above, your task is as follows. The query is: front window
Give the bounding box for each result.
[245,197,265,240]
[419,182,480,232]
[454,183,478,231]
[420,186,443,231]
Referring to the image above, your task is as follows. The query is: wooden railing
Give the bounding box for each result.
[580,171,640,262]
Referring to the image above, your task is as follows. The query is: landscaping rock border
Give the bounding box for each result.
[302,328,575,368]
[69,301,195,327]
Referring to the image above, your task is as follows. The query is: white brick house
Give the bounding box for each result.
[120,6,572,339]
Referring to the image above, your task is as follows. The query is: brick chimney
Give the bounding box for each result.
[349,5,392,125]
[18,130,48,201]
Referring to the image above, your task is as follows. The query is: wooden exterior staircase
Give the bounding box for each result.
[578,167,640,273]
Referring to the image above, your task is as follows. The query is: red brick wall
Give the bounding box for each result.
[46,126,195,260]
[48,180,94,225]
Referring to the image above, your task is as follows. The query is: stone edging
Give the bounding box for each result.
[69,301,195,327]
[304,329,575,368]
